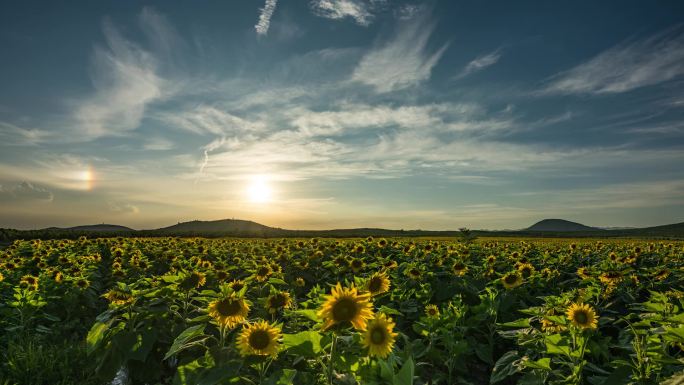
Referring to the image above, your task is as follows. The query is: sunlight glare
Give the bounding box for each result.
[246,176,272,203]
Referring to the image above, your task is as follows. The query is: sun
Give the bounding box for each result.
[246,176,272,203]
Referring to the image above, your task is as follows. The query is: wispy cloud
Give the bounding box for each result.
[0,182,54,202]
[72,10,173,139]
[255,0,278,36]
[351,10,449,92]
[310,0,375,26]
[542,26,684,94]
[0,121,52,145]
[454,49,502,80]
[108,201,140,214]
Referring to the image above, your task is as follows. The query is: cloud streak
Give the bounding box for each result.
[255,0,278,36]
[543,26,684,94]
[454,49,502,80]
[351,10,448,92]
[310,0,375,26]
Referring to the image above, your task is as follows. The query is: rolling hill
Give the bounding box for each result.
[526,219,599,232]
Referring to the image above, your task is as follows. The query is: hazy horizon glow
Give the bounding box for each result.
[1,1,684,231]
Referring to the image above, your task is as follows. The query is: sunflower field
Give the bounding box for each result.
[1,237,683,385]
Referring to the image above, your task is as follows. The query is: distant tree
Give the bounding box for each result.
[459,227,477,244]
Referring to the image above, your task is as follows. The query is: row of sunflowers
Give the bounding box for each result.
[1,236,683,384]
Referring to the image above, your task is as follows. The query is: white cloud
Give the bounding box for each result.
[159,105,266,136]
[454,49,502,79]
[310,0,375,26]
[72,14,170,139]
[255,0,278,36]
[143,137,175,151]
[108,201,140,214]
[351,11,449,92]
[0,121,52,145]
[543,26,684,94]
[0,182,54,202]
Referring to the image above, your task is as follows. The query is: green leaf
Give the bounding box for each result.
[268,278,288,285]
[524,358,551,371]
[379,306,404,316]
[395,356,414,385]
[164,324,207,360]
[283,331,323,357]
[545,334,571,356]
[129,328,158,362]
[600,366,632,385]
[87,321,108,354]
[490,350,522,384]
[291,309,319,322]
[499,318,531,328]
[265,369,297,385]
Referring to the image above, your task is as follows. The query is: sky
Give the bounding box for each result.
[1,0,684,231]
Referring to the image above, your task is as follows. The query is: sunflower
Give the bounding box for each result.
[566,303,599,330]
[486,255,497,264]
[228,279,246,292]
[295,277,306,287]
[577,267,591,280]
[350,258,365,272]
[361,313,398,358]
[599,271,622,285]
[318,283,374,330]
[0,271,3,282]
[103,288,134,306]
[654,269,670,281]
[215,270,229,281]
[517,263,535,278]
[75,278,90,289]
[383,260,398,269]
[19,275,39,290]
[425,304,440,318]
[407,267,421,280]
[266,291,292,314]
[179,271,206,290]
[237,320,281,357]
[254,265,272,282]
[501,272,523,289]
[451,261,468,276]
[208,293,250,328]
[541,309,566,333]
[366,272,390,296]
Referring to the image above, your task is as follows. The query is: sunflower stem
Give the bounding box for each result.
[328,332,337,385]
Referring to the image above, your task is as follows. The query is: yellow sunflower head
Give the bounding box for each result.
[451,261,468,276]
[501,272,523,289]
[208,293,250,328]
[266,291,292,314]
[366,272,390,296]
[254,265,272,282]
[179,271,206,291]
[228,279,246,293]
[517,263,535,278]
[103,287,134,306]
[362,313,398,358]
[75,277,90,289]
[19,275,39,290]
[599,271,622,285]
[237,320,281,357]
[318,283,374,330]
[425,304,440,318]
[566,303,598,330]
[577,267,591,279]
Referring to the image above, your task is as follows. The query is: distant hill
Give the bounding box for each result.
[47,224,135,232]
[153,219,283,236]
[526,219,599,232]
[3,218,683,242]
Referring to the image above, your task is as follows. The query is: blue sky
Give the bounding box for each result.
[1,0,683,230]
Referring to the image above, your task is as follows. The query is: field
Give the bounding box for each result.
[1,237,683,385]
